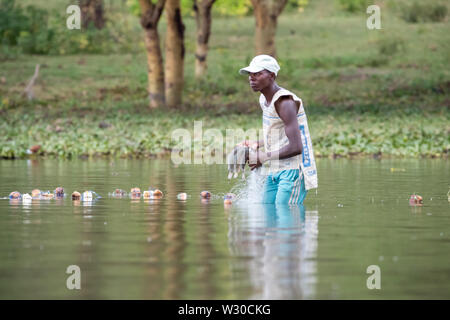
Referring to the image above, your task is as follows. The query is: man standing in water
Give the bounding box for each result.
[239,55,318,204]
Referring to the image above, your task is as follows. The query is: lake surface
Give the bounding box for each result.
[0,158,449,299]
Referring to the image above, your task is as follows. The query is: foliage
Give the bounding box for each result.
[127,0,255,17]
[1,0,310,58]
[0,0,54,54]
[376,36,406,56]
[336,0,370,13]
[0,1,449,159]
[286,0,309,12]
[0,0,27,46]
[126,0,195,17]
[0,103,448,159]
[125,0,141,16]
[0,45,22,61]
[16,6,56,54]
[213,0,252,16]
[50,11,141,55]
[210,0,308,16]
[0,0,142,57]
[398,1,448,23]
[311,112,450,158]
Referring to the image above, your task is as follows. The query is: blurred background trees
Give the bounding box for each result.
[139,0,165,108]
[0,0,448,158]
[251,0,288,57]
[164,0,185,108]
[0,0,313,108]
[194,0,215,78]
[79,0,105,29]
[0,0,448,109]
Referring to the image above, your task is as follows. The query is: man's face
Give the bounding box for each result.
[248,70,273,92]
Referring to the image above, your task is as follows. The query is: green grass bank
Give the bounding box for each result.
[1,0,449,159]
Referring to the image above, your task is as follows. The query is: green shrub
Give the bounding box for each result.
[0,0,142,56]
[337,0,370,13]
[376,37,406,56]
[0,0,28,46]
[0,1,55,54]
[17,7,55,54]
[285,0,309,12]
[400,1,448,23]
[0,44,22,61]
[211,0,308,17]
[428,4,448,21]
[213,0,252,16]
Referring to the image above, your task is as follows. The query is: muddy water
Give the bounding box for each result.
[0,158,448,299]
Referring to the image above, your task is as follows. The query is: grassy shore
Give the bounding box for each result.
[0,1,449,159]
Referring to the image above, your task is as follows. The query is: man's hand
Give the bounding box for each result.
[249,150,268,170]
[237,140,259,150]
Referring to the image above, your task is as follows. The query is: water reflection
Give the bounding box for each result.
[227,203,318,299]
[1,158,448,299]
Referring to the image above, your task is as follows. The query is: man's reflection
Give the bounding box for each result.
[227,203,318,299]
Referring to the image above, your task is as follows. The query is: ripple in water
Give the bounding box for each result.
[229,168,266,204]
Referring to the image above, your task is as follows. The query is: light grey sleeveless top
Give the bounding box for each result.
[260,88,318,190]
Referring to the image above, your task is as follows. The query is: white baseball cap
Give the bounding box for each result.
[239,55,280,76]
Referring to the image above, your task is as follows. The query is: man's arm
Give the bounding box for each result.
[249,97,302,170]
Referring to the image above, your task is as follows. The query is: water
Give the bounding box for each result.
[0,158,449,299]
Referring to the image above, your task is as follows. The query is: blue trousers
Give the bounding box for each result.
[262,169,307,204]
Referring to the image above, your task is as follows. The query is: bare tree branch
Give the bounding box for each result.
[24,64,40,101]
[139,0,166,29]
[152,0,166,23]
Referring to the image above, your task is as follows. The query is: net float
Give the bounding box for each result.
[409,194,423,206]
[41,192,54,199]
[31,189,41,199]
[130,187,141,199]
[72,191,81,200]
[223,193,236,205]
[22,193,32,203]
[152,189,163,199]
[114,189,126,197]
[177,193,187,200]
[9,191,22,200]
[54,187,64,198]
[200,191,211,199]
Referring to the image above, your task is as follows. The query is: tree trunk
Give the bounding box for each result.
[251,0,288,57]
[139,0,166,108]
[144,29,165,108]
[79,0,105,29]
[194,0,215,78]
[165,0,185,108]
